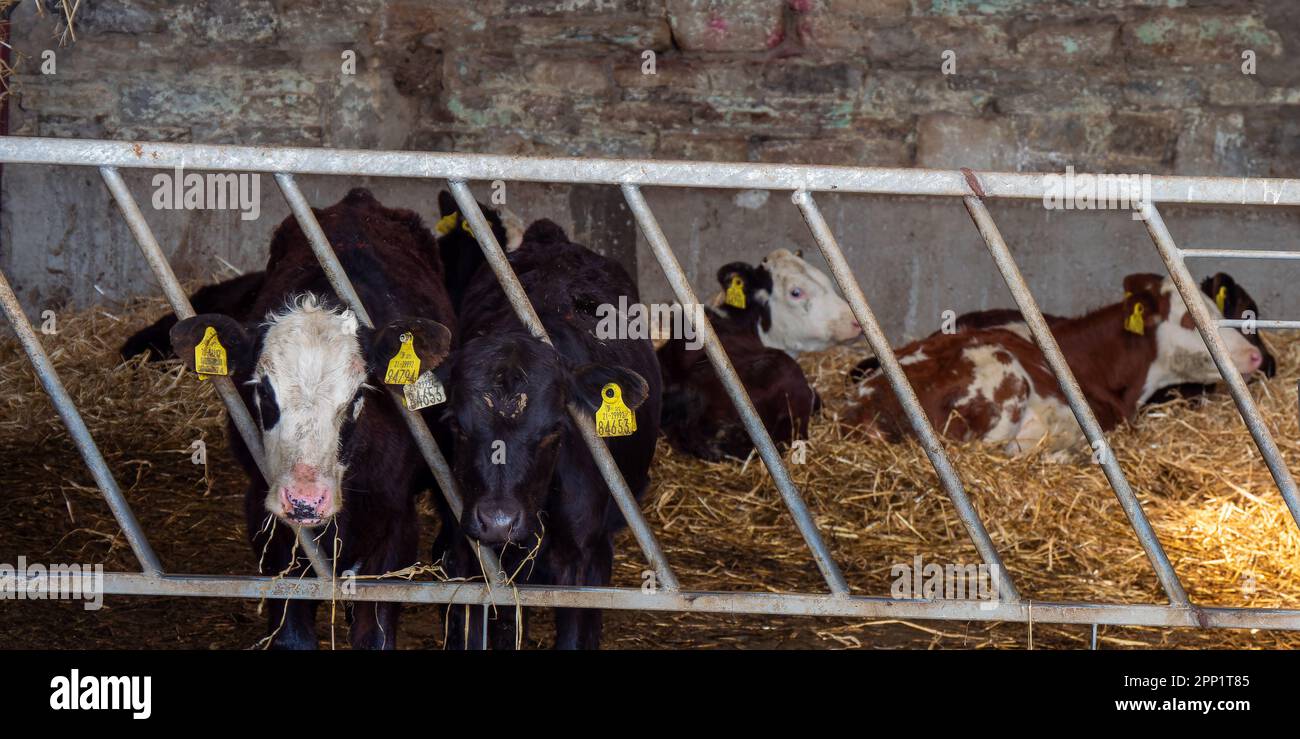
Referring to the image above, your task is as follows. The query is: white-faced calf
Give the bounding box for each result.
[658,249,856,460]
[170,189,455,649]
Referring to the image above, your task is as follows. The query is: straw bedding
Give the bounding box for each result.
[2,294,1298,649]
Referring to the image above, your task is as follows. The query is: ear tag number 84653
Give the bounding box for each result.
[595,383,636,438]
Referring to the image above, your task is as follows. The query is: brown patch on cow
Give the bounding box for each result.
[1181,310,1196,330]
[994,350,1013,365]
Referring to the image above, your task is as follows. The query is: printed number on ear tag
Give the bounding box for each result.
[384,332,421,385]
[595,383,636,438]
[1124,302,1145,336]
[403,370,447,411]
[194,326,228,380]
[725,275,746,309]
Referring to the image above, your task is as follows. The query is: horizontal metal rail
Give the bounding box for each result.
[1181,248,1300,260]
[12,572,1289,631]
[1219,319,1300,331]
[2,136,1300,205]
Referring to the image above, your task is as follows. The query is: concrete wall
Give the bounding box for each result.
[3,1,1299,344]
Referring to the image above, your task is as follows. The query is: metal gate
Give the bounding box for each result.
[2,136,1299,633]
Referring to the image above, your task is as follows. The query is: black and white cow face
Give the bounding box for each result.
[716,249,860,355]
[171,294,451,526]
[1130,275,1263,402]
[1202,272,1276,377]
[445,334,649,547]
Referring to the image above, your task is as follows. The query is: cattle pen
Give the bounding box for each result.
[2,135,1300,646]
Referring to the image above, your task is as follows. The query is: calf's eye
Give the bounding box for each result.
[790,288,804,299]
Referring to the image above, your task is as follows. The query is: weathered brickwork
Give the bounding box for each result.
[11,1,1297,173]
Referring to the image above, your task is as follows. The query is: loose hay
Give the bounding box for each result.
[2,295,1299,648]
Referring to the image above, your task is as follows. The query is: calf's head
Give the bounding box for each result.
[171,294,450,526]
[1201,272,1275,377]
[1123,274,1263,402]
[717,248,859,355]
[445,335,649,547]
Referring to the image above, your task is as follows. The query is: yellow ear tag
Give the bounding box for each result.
[725,275,746,309]
[595,383,636,438]
[1215,285,1228,313]
[435,212,459,236]
[1124,302,1145,336]
[384,332,421,385]
[461,218,474,238]
[194,326,228,379]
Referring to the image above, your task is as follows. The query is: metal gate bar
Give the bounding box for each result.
[2,136,1298,633]
[19,572,1295,631]
[448,180,680,592]
[1141,201,1300,528]
[623,183,848,595]
[792,190,1019,602]
[3,137,1299,205]
[964,193,1191,606]
[100,166,332,579]
[0,268,162,576]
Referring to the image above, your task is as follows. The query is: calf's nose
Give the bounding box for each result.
[471,502,524,545]
[279,483,331,524]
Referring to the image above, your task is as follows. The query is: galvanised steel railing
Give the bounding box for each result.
[2,136,1299,635]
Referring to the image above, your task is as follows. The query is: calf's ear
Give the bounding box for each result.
[568,363,650,414]
[1121,273,1164,333]
[170,315,253,375]
[438,191,458,217]
[370,317,453,374]
[716,262,757,291]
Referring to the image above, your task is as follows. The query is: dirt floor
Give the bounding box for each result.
[2,295,1299,649]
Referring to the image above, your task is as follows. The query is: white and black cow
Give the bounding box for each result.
[170,189,455,649]
[431,219,660,650]
[658,248,859,460]
[849,274,1262,457]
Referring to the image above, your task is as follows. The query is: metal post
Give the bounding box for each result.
[622,183,850,596]
[448,180,681,592]
[792,190,1019,602]
[963,192,1190,607]
[100,166,331,579]
[0,267,162,576]
[1140,201,1300,528]
[273,173,506,583]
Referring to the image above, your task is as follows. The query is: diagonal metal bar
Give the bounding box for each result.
[274,174,505,583]
[1141,201,1300,528]
[792,190,1020,603]
[100,166,331,579]
[963,192,1190,606]
[0,268,163,576]
[621,183,850,596]
[448,179,681,592]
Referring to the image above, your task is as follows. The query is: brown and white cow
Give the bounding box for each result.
[658,248,858,460]
[849,274,1263,457]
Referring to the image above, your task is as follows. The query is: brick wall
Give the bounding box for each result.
[3,1,1299,341]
